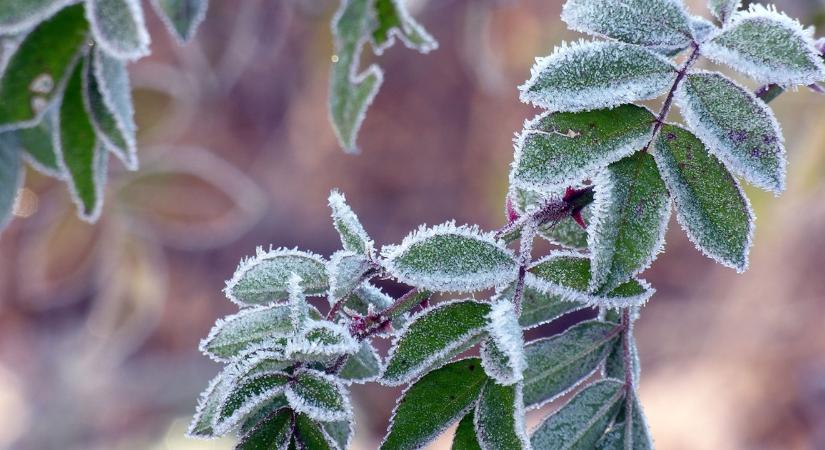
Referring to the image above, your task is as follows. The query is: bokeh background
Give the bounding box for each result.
[1,0,825,449]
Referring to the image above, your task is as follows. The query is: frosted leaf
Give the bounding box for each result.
[703,5,825,86]
[529,379,625,449]
[480,300,525,385]
[187,372,230,438]
[224,247,328,306]
[653,124,754,271]
[522,320,620,410]
[708,0,739,24]
[287,274,310,333]
[604,321,640,390]
[13,108,64,177]
[327,250,373,302]
[236,407,292,450]
[527,252,655,309]
[285,368,352,422]
[198,303,293,362]
[452,412,482,450]
[589,152,671,293]
[496,281,586,331]
[381,358,487,450]
[91,48,137,170]
[55,56,109,223]
[0,5,88,130]
[382,299,491,386]
[286,320,359,362]
[511,105,655,193]
[561,0,693,54]
[594,395,653,450]
[329,0,383,154]
[0,0,77,35]
[338,340,383,384]
[236,351,293,379]
[519,41,677,112]
[86,0,151,61]
[0,133,23,232]
[675,72,786,194]
[213,371,290,435]
[150,0,208,43]
[690,16,718,44]
[321,419,355,450]
[370,0,438,55]
[382,222,517,293]
[328,189,373,255]
[342,283,408,332]
[474,381,530,450]
[294,413,342,449]
[237,395,290,437]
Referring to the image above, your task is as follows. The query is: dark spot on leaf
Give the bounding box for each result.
[666,132,676,141]
[589,123,597,129]
[729,129,748,143]
[751,148,762,158]
[468,364,475,371]
[762,134,776,144]
[449,395,456,401]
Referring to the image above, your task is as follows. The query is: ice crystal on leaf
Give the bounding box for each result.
[480,300,526,385]
[520,40,677,112]
[690,16,718,44]
[198,303,294,362]
[328,189,374,255]
[236,408,292,450]
[224,247,328,306]
[214,371,290,435]
[0,137,23,232]
[0,0,77,35]
[675,71,786,194]
[709,0,740,24]
[90,47,138,170]
[286,368,353,422]
[474,382,530,450]
[86,0,151,61]
[150,0,209,43]
[338,341,383,384]
[561,0,694,54]
[370,0,437,55]
[327,250,373,302]
[382,222,517,293]
[703,4,825,86]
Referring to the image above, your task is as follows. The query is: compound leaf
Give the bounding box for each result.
[150,0,209,43]
[382,358,488,450]
[511,105,655,193]
[474,381,530,450]
[224,247,328,306]
[675,72,786,194]
[589,152,671,293]
[86,0,151,60]
[383,299,491,386]
[286,369,352,422]
[703,5,825,86]
[520,41,676,112]
[382,222,517,293]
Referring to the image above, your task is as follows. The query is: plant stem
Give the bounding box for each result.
[644,42,701,151]
[621,308,635,440]
[326,266,380,320]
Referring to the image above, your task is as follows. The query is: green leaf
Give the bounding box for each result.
[653,124,753,271]
[288,321,359,362]
[589,152,671,293]
[595,396,653,450]
[0,4,88,129]
[0,134,23,231]
[708,0,739,24]
[341,283,408,331]
[511,105,655,193]
[371,0,437,54]
[452,412,482,450]
[327,250,373,301]
[703,5,825,86]
[294,414,338,450]
[481,300,526,385]
[13,111,62,177]
[530,379,625,450]
[285,368,352,422]
[338,341,382,384]
[474,381,530,450]
[238,396,290,437]
[561,0,693,53]
[237,408,293,450]
[604,331,639,386]
[520,41,676,112]
[57,55,108,222]
[89,48,137,170]
[321,420,353,450]
[150,0,209,43]
[527,252,655,309]
[381,358,488,450]
[199,304,294,361]
[329,0,382,154]
[523,320,620,409]
[187,373,229,438]
[225,247,328,306]
[0,0,72,34]
[675,72,785,194]
[382,300,491,386]
[328,189,373,255]
[87,0,151,60]
[382,222,517,293]
[215,371,290,434]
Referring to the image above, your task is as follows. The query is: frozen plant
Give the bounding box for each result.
[190,1,825,449]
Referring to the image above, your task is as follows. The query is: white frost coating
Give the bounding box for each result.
[380,299,488,386]
[473,383,532,450]
[223,246,327,307]
[518,40,677,112]
[92,48,138,170]
[674,71,786,195]
[0,137,24,233]
[327,250,372,304]
[186,371,228,439]
[690,16,718,44]
[328,189,374,255]
[212,370,290,435]
[482,300,526,385]
[322,418,355,450]
[708,0,741,24]
[381,221,518,293]
[702,4,825,86]
[368,0,438,55]
[86,0,152,61]
[287,274,309,332]
[0,0,80,35]
[527,250,656,309]
[285,368,353,422]
[197,303,292,363]
[150,0,209,44]
[285,320,359,359]
[338,341,384,384]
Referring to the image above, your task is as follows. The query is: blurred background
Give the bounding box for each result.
[1,0,825,449]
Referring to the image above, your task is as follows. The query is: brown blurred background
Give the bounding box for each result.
[1,0,825,449]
